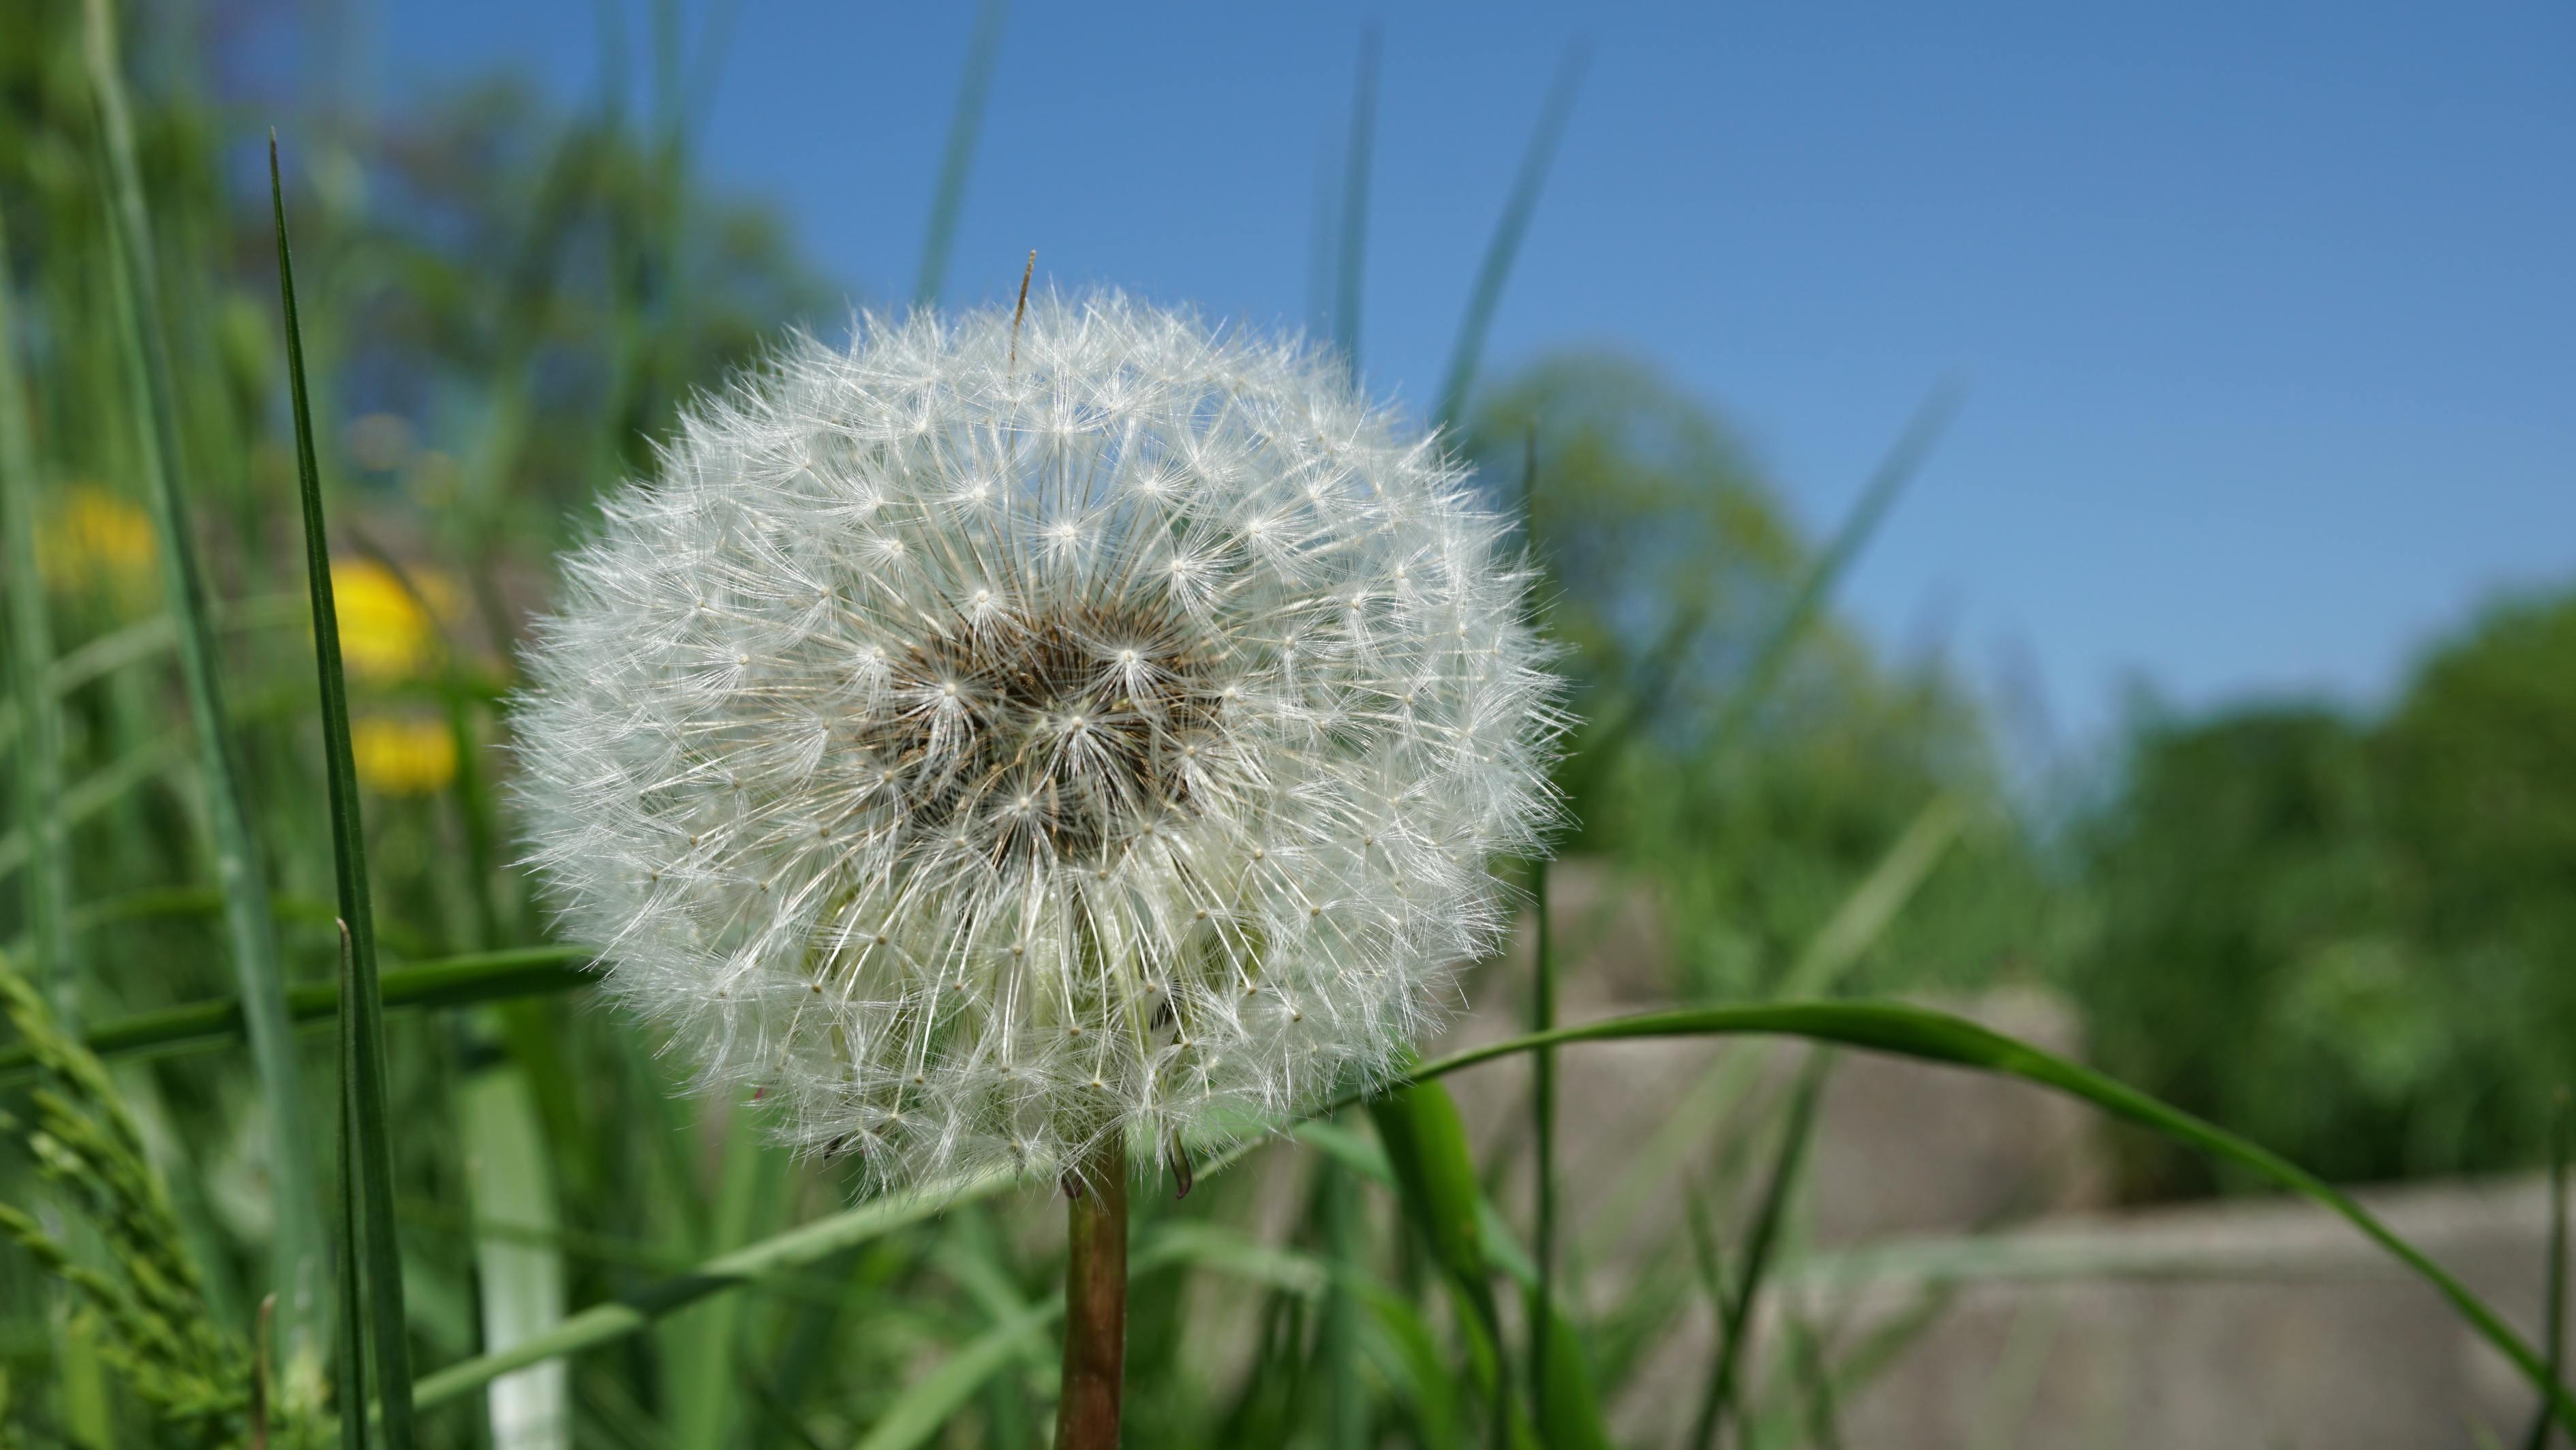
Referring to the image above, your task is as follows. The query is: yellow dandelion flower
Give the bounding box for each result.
[331,558,460,682]
[351,714,457,796]
[39,485,158,601]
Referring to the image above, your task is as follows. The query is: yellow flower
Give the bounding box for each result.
[39,485,157,601]
[351,714,457,796]
[331,558,459,682]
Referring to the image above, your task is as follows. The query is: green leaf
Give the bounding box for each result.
[1368,1083,1497,1331]
[1377,999,2576,1434]
[1332,26,1379,372]
[1690,1056,1826,1450]
[1368,1080,1509,1444]
[85,0,323,1385]
[1523,1288,1612,1450]
[0,946,598,1088]
[1432,44,1588,432]
[274,136,414,1446]
[412,1168,1016,1408]
[456,1066,568,1450]
[913,0,1010,307]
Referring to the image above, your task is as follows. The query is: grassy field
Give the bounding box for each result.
[4,2,2574,1447]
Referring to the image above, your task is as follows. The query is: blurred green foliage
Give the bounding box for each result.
[2076,591,2576,1196]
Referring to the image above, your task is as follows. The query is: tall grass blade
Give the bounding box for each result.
[1375,1001,2576,1431]
[1706,379,1963,764]
[2524,1087,2571,1450]
[0,946,598,1088]
[666,1113,786,1450]
[1587,791,1967,1253]
[1527,854,1559,1428]
[1317,1133,1368,1449]
[1332,26,1380,374]
[1368,1081,1514,1445]
[1432,44,1587,432]
[1527,1290,1613,1450]
[335,925,369,1450]
[1689,1055,1826,1450]
[273,137,414,1445]
[412,1168,1017,1406]
[0,202,74,1018]
[84,0,323,1381]
[913,0,1011,307]
[458,1065,568,1450]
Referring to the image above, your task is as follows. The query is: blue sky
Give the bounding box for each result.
[361,0,2576,747]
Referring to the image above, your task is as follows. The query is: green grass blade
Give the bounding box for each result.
[665,1112,786,1450]
[0,946,598,1087]
[1527,854,1559,1428]
[913,0,1010,308]
[412,1168,1016,1408]
[1525,1288,1612,1450]
[457,1065,569,1450]
[853,1300,1054,1450]
[1368,1081,1512,1445]
[336,925,369,1450]
[1586,791,1967,1254]
[1689,1056,1826,1450]
[272,137,414,1445]
[0,200,74,1018]
[1432,44,1587,432]
[1366,1000,2576,1432]
[1317,1136,1369,1449]
[2524,1087,2571,1450]
[1332,26,1379,374]
[84,0,323,1379]
[1704,380,1963,765]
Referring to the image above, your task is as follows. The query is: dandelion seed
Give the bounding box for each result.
[512,294,1563,1195]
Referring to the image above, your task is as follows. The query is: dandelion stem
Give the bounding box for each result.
[1056,1134,1129,1450]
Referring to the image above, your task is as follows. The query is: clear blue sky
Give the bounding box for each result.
[359,0,2576,747]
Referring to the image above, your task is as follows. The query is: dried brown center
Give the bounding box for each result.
[861,602,1225,860]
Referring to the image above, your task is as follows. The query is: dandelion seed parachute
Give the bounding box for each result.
[512,293,1563,1194]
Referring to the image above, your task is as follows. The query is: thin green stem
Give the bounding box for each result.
[1332,27,1379,376]
[913,0,1010,308]
[1055,1134,1129,1450]
[84,0,321,1377]
[274,136,414,1445]
[1432,44,1588,432]
[1529,854,1557,1429]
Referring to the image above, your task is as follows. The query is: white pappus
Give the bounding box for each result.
[512,292,1565,1195]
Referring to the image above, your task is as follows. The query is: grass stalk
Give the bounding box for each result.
[1528,854,1558,1428]
[913,0,1010,308]
[272,135,414,1445]
[1332,27,1380,375]
[1690,1059,1826,1449]
[82,0,322,1383]
[1432,44,1588,432]
[0,945,598,1087]
[1055,1134,1130,1450]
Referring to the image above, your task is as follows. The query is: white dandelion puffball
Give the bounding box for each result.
[514,293,1563,1194]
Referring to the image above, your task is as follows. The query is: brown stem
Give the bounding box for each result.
[1056,1133,1129,1449]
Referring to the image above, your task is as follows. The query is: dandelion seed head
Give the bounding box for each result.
[512,294,1563,1194]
